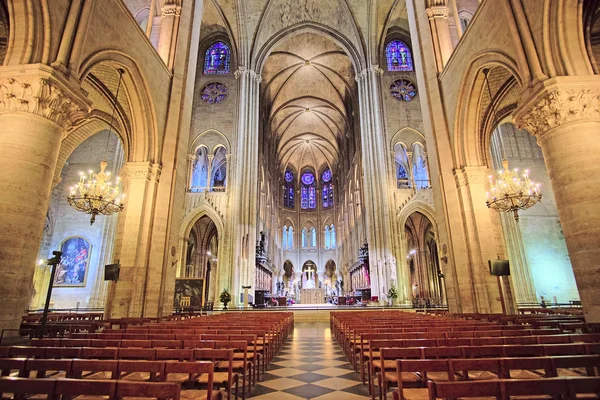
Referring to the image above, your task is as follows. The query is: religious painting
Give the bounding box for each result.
[173,278,205,309]
[53,237,91,287]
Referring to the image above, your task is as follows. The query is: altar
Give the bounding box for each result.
[300,288,325,304]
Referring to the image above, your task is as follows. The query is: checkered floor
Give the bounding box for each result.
[248,322,370,399]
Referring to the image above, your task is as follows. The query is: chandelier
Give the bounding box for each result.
[67,160,124,225]
[67,69,125,225]
[486,159,542,221]
[480,68,541,221]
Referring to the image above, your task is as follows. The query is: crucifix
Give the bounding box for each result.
[305,265,315,280]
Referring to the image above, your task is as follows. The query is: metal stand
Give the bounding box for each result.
[40,251,62,335]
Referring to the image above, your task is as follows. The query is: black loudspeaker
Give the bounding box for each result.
[104,263,120,281]
[489,260,510,276]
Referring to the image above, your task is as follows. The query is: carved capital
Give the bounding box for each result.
[0,66,90,130]
[514,76,600,141]
[426,5,449,19]
[355,66,384,82]
[187,154,196,162]
[161,2,182,16]
[234,66,261,83]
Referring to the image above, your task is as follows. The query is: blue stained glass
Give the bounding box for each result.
[301,186,309,209]
[309,186,316,209]
[323,185,329,208]
[204,42,231,74]
[322,169,332,182]
[386,40,414,72]
[285,170,294,182]
[302,172,315,185]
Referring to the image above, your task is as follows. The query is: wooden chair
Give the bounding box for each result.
[183,341,215,349]
[116,380,181,400]
[120,340,152,348]
[70,359,119,380]
[54,378,117,400]
[60,339,90,347]
[451,358,503,381]
[565,376,600,399]
[194,349,238,400]
[551,355,600,377]
[213,341,251,400]
[8,346,45,359]
[391,359,451,400]
[163,361,221,400]
[374,347,422,400]
[90,339,121,348]
[117,360,165,382]
[151,340,182,349]
[0,358,26,377]
[0,376,55,400]
[501,357,555,380]
[427,379,501,400]
[23,359,72,379]
[229,334,260,385]
[502,378,568,400]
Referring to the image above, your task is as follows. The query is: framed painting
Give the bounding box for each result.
[173,278,205,309]
[53,236,91,287]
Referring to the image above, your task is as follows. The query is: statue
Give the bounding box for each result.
[388,256,397,282]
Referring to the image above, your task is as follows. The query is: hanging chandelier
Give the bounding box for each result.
[67,69,125,225]
[486,159,542,221]
[480,68,542,221]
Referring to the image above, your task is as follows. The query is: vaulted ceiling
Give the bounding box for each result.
[261,32,356,175]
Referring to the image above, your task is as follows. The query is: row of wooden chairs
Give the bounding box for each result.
[0,358,226,399]
[0,376,211,400]
[426,377,600,400]
[380,355,599,399]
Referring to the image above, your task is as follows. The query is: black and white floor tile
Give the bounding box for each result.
[248,322,370,399]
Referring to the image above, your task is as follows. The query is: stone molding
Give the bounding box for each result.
[234,67,261,83]
[355,66,384,82]
[516,87,600,138]
[120,162,162,184]
[161,0,182,16]
[453,166,487,188]
[0,67,90,130]
[426,5,449,19]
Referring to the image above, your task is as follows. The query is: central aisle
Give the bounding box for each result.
[249,322,369,399]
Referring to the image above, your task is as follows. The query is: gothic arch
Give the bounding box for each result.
[390,127,426,148]
[253,22,366,74]
[190,129,231,153]
[3,0,47,65]
[398,201,438,235]
[179,207,225,277]
[78,52,159,162]
[454,51,524,167]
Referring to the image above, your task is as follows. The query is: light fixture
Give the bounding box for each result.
[481,68,542,221]
[67,69,126,225]
[486,160,541,221]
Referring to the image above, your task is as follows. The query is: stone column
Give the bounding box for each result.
[0,67,89,331]
[426,2,453,72]
[186,154,196,190]
[230,67,261,304]
[515,77,600,322]
[356,66,395,301]
[206,154,214,191]
[157,1,182,70]
[105,162,161,318]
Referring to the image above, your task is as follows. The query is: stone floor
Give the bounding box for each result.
[248,322,370,399]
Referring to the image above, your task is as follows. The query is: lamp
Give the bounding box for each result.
[67,69,126,224]
[482,68,542,221]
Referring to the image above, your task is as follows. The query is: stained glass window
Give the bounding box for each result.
[390,79,417,101]
[310,227,317,248]
[385,40,414,72]
[204,42,231,74]
[284,169,294,208]
[322,169,334,208]
[331,225,336,249]
[324,226,331,250]
[201,82,228,104]
[301,171,316,210]
[282,226,288,250]
[288,227,294,250]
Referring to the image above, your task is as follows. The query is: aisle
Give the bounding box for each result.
[249,322,370,399]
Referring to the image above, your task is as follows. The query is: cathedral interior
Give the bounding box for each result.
[2,0,600,333]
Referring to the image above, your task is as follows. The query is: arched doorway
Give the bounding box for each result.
[405,212,444,307]
[490,123,578,306]
[323,260,338,296]
[31,130,124,310]
[185,215,218,304]
[301,261,318,290]
[282,260,294,296]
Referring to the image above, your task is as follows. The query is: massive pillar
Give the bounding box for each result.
[0,66,89,331]
[515,77,600,322]
[356,66,395,300]
[230,67,260,304]
[106,162,161,318]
